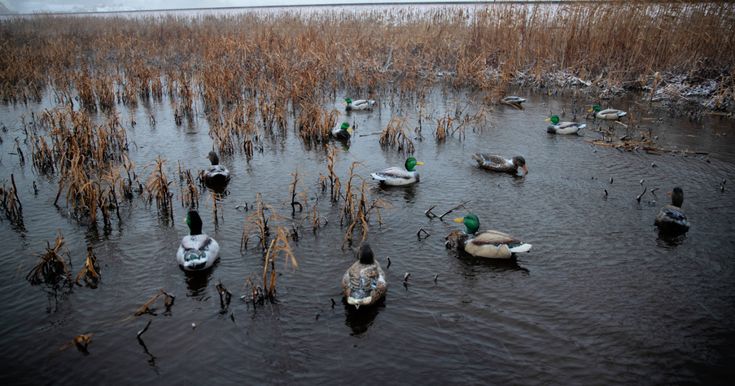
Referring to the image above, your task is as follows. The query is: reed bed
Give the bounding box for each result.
[0,2,731,120]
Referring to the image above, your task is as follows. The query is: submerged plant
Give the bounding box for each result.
[26,232,72,289]
[75,246,100,288]
[262,227,298,301]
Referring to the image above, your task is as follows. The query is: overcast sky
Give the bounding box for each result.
[2,0,471,13]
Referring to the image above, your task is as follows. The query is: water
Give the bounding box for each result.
[1,86,734,385]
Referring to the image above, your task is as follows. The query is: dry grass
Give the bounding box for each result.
[240,193,283,253]
[177,163,200,209]
[262,227,298,301]
[145,156,174,221]
[0,3,730,116]
[0,175,23,225]
[379,117,415,154]
[26,232,72,288]
[75,246,100,288]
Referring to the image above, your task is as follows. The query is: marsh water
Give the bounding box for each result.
[1,84,735,385]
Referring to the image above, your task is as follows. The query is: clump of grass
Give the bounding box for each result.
[26,232,72,289]
[379,117,415,154]
[241,193,282,253]
[177,164,199,209]
[145,156,174,222]
[0,175,23,225]
[342,180,391,247]
[261,227,298,301]
[325,145,341,202]
[75,246,100,288]
[297,103,339,144]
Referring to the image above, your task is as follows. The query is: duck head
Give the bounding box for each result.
[454,213,480,234]
[344,98,353,106]
[186,210,203,235]
[669,187,684,207]
[546,115,560,125]
[588,104,602,119]
[404,156,424,172]
[339,122,353,135]
[512,156,528,176]
[358,243,375,264]
[207,151,220,166]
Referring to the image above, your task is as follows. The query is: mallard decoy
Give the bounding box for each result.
[331,122,353,141]
[176,210,220,271]
[546,115,586,134]
[344,98,376,111]
[371,156,424,186]
[472,153,528,176]
[590,104,627,120]
[203,151,230,188]
[445,213,532,259]
[341,243,387,308]
[655,187,690,234]
[501,96,526,107]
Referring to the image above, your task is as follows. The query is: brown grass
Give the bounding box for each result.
[0,3,730,116]
[262,227,298,301]
[145,156,174,221]
[26,232,72,288]
[75,246,100,288]
[379,117,415,154]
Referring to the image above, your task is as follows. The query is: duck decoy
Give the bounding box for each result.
[472,153,528,176]
[445,213,532,259]
[546,115,586,134]
[177,210,220,271]
[655,187,690,234]
[341,243,387,308]
[371,156,424,186]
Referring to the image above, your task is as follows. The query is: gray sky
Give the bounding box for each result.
[2,0,465,13]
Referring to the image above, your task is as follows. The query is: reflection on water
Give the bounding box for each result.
[344,300,385,336]
[184,268,214,298]
[656,231,688,247]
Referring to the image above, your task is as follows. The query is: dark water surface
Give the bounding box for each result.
[1,87,734,385]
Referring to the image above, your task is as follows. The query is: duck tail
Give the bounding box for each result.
[509,243,532,253]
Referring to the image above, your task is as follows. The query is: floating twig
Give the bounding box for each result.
[386,257,391,269]
[417,228,430,240]
[636,186,647,203]
[216,281,232,312]
[137,320,152,339]
[439,200,471,221]
[424,205,437,219]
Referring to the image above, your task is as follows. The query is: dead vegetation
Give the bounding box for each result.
[0,3,731,116]
[26,232,72,289]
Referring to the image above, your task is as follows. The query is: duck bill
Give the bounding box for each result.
[522,165,529,175]
[544,117,551,122]
[453,217,464,223]
[415,161,425,166]
[347,127,353,134]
